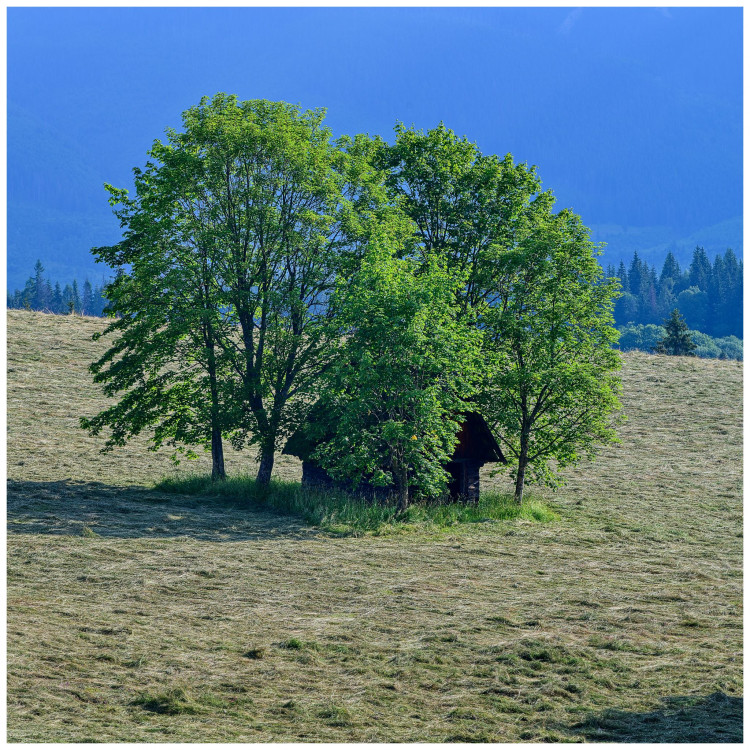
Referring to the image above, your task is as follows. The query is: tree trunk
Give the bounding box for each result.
[211,427,226,481]
[256,440,275,486]
[395,463,409,513]
[514,424,530,505]
[514,461,526,505]
[204,320,225,482]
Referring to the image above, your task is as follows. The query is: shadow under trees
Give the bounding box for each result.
[6,478,320,542]
[566,691,742,743]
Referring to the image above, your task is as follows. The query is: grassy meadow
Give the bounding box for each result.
[6,309,743,742]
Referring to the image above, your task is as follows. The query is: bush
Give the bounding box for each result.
[714,335,743,361]
[617,324,665,352]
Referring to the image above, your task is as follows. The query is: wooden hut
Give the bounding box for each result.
[282,408,506,503]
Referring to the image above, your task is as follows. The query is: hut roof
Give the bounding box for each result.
[450,411,506,464]
[282,406,506,465]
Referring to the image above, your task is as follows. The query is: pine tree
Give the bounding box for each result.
[628,252,643,300]
[654,309,697,356]
[82,280,95,316]
[92,284,107,316]
[62,284,74,313]
[51,282,63,314]
[33,260,49,311]
[688,246,712,291]
[616,261,629,294]
[659,251,681,286]
[71,280,81,314]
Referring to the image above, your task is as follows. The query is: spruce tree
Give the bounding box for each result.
[82,280,95,316]
[616,261,629,293]
[33,260,48,311]
[51,282,63,314]
[71,280,81,314]
[659,251,681,286]
[655,309,697,356]
[688,246,712,290]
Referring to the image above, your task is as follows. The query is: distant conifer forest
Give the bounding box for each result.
[607,246,742,337]
[7,260,109,317]
[606,246,743,360]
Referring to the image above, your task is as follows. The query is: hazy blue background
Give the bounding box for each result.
[7,7,743,290]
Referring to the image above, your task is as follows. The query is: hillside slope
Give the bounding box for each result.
[7,310,743,742]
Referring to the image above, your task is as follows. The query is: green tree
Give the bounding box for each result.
[51,282,63,313]
[654,308,697,356]
[659,251,682,287]
[71,279,81,314]
[83,94,389,484]
[33,260,49,311]
[81,280,95,316]
[82,213,236,480]
[616,323,666,353]
[312,232,481,511]
[379,122,552,311]
[379,122,622,505]
[688,246,712,290]
[676,286,709,332]
[628,251,644,304]
[478,210,623,504]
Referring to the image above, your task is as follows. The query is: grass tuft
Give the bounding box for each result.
[131,687,199,715]
[243,648,265,659]
[154,475,556,535]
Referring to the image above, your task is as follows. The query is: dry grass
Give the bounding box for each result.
[6,310,743,742]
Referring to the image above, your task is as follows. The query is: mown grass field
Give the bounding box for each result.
[6,309,743,742]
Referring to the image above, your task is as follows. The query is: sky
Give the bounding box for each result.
[6,6,744,289]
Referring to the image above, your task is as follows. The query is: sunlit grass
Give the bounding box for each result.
[7,311,743,742]
[155,474,557,535]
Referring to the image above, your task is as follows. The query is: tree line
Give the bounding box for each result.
[606,247,742,339]
[78,94,623,507]
[617,322,742,360]
[7,260,110,317]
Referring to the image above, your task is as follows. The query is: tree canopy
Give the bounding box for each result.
[82,95,624,506]
[376,123,622,503]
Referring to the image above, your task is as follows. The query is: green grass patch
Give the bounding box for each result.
[154,474,557,535]
[131,687,199,715]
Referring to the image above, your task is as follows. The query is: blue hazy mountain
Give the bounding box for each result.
[7,7,742,290]
[8,103,122,288]
[591,218,744,270]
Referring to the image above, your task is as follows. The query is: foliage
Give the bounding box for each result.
[76,102,632,503]
[616,323,667,353]
[310,232,482,509]
[478,210,623,503]
[654,309,697,356]
[79,204,235,479]
[378,122,622,504]
[379,121,553,311]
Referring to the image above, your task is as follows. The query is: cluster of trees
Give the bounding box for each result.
[606,247,742,339]
[7,260,109,317]
[618,322,742,360]
[80,94,623,507]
